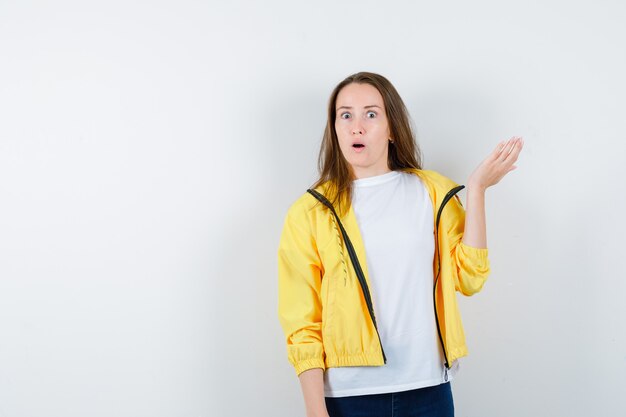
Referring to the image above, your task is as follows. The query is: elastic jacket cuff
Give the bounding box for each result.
[294,358,326,376]
[458,241,489,260]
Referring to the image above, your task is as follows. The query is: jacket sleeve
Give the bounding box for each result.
[446,194,491,296]
[277,204,326,376]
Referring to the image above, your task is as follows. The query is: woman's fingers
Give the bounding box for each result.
[497,137,523,166]
[503,137,524,164]
[497,137,519,160]
[471,137,523,189]
[497,139,523,182]
[490,140,507,160]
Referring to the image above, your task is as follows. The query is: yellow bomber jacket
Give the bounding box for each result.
[277,168,490,376]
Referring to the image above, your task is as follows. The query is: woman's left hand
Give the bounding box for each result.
[467,136,524,191]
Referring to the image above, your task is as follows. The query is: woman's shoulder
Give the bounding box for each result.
[286,191,317,213]
[282,182,330,221]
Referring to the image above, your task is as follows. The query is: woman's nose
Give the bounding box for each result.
[351,124,364,135]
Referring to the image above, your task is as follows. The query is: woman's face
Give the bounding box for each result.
[334,83,391,179]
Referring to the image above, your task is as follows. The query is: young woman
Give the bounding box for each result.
[277,72,523,417]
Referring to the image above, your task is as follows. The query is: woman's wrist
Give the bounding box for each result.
[466,180,487,194]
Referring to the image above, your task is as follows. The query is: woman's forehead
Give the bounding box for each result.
[336,83,384,109]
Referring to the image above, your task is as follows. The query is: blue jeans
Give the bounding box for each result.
[324,382,454,417]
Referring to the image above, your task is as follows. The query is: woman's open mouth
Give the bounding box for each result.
[352,143,365,152]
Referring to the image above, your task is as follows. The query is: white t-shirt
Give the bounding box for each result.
[323,170,459,398]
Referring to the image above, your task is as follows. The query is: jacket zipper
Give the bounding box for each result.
[307,189,387,363]
[433,185,465,369]
[339,218,387,363]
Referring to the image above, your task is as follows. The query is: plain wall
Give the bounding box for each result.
[1,1,625,416]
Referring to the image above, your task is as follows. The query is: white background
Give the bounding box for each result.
[1,1,625,416]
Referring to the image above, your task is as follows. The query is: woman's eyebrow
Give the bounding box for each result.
[336,105,382,111]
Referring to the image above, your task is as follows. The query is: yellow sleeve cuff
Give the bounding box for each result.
[294,358,326,376]
[458,241,489,260]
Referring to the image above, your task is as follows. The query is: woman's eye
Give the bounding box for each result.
[366,111,376,118]
[340,112,351,119]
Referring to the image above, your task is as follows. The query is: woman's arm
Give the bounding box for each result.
[277,204,328,415]
[277,205,326,375]
[298,368,329,417]
[462,136,524,247]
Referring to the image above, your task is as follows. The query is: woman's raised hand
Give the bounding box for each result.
[467,136,524,190]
